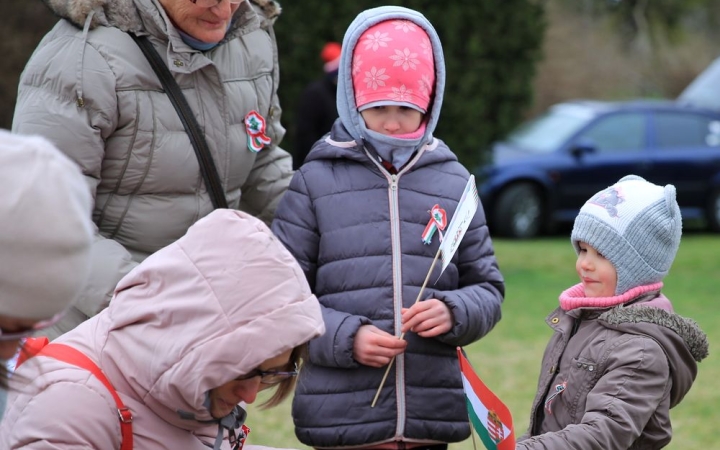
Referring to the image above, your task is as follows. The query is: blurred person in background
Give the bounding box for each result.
[292,41,341,169]
[0,130,93,421]
[12,0,293,339]
[0,209,325,449]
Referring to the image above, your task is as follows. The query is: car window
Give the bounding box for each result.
[507,105,594,154]
[678,56,720,111]
[654,112,720,148]
[575,113,645,153]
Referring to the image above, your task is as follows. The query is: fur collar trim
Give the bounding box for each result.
[559,282,663,311]
[601,304,709,362]
[43,0,142,32]
[41,0,281,32]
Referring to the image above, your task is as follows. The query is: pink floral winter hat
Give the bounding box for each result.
[352,19,435,113]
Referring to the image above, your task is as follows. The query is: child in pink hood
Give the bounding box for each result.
[1,209,325,450]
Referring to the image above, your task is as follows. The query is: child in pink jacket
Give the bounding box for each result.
[1,210,325,450]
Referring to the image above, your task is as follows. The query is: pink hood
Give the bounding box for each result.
[1,210,324,447]
[90,209,325,428]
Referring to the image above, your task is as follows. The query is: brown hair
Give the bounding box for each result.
[258,343,307,409]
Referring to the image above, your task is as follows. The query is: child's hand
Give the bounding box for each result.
[401,299,453,338]
[353,324,407,368]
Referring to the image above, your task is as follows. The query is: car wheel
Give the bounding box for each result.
[492,183,544,238]
[706,187,720,232]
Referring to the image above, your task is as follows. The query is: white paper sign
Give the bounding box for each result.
[439,175,479,274]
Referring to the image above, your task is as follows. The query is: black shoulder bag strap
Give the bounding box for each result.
[130,33,228,209]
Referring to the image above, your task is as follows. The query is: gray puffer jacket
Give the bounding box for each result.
[272,120,505,447]
[519,292,709,450]
[13,0,292,338]
[272,7,504,447]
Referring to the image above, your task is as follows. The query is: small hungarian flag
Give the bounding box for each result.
[457,348,515,450]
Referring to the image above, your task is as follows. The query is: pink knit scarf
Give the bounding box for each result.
[559,282,664,311]
[392,122,427,140]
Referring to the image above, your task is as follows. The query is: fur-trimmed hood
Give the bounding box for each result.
[601,304,709,362]
[41,0,281,33]
[42,0,144,32]
[600,303,709,407]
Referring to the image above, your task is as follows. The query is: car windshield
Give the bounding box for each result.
[678,56,720,111]
[506,104,596,153]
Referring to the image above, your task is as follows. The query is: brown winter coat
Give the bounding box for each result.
[518,293,708,450]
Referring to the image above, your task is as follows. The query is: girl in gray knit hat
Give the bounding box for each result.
[517,175,708,450]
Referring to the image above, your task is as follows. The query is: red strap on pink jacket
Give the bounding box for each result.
[18,338,133,450]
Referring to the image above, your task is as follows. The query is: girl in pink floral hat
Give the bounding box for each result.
[273,5,505,450]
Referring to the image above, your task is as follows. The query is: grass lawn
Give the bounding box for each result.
[246,233,717,449]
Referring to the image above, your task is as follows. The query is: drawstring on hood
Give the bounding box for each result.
[75,10,95,107]
[178,401,248,450]
[213,407,247,450]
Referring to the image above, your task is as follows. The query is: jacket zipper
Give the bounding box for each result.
[388,174,407,438]
[364,148,410,438]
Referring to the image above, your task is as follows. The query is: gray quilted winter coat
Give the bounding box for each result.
[12,0,292,338]
[273,120,505,447]
[272,7,505,447]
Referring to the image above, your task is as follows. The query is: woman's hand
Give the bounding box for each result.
[353,324,407,367]
[401,299,453,338]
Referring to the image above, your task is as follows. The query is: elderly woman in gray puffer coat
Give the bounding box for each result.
[12,0,292,338]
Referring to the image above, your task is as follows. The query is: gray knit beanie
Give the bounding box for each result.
[0,130,93,320]
[571,175,682,295]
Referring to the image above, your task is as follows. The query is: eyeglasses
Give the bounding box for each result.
[190,0,243,7]
[0,309,67,342]
[236,363,298,386]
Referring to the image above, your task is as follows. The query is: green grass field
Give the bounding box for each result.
[246,233,717,449]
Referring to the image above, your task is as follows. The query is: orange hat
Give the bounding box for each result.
[321,42,342,73]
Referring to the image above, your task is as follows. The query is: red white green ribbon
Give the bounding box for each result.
[230,423,250,450]
[544,381,567,414]
[421,204,447,245]
[244,110,272,153]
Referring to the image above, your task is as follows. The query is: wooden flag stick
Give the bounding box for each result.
[370,246,442,408]
[470,418,478,450]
